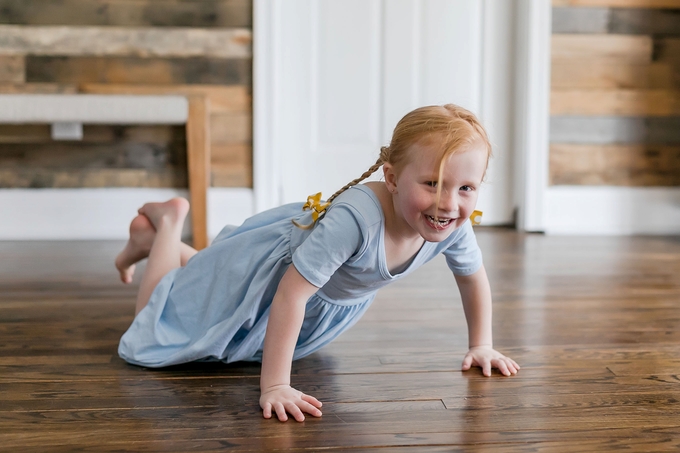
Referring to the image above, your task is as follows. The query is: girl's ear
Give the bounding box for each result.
[383,162,398,194]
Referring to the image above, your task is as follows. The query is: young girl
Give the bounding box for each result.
[115,104,520,423]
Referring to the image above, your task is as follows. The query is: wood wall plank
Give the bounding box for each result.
[211,143,252,187]
[212,165,251,187]
[0,83,77,93]
[553,7,680,35]
[210,112,252,144]
[552,34,653,61]
[656,38,680,64]
[0,141,185,169]
[553,0,680,8]
[212,143,251,165]
[552,7,610,34]
[0,0,252,28]
[0,124,183,144]
[551,89,680,115]
[608,8,680,35]
[80,84,251,114]
[550,116,680,144]
[0,25,251,58]
[0,55,24,83]
[25,56,251,86]
[549,143,680,186]
[551,61,675,89]
[0,168,186,188]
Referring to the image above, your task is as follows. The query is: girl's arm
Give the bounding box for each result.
[260,264,323,422]
[455,265,520,377]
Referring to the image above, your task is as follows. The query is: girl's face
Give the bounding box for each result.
[384,139,488,243]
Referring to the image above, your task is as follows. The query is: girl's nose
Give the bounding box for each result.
[438,191,458,213]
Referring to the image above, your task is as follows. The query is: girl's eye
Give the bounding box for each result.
[426,181,438,188]
[460,185,473,192]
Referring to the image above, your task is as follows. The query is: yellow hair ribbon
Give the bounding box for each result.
[292,192,331,229]
[469,210,483,226]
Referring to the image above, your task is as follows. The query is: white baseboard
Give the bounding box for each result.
[545,186,680,235]
[0,188,254,241]
[4,186,676,239]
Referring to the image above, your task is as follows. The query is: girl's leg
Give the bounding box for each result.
[115,207,198,284]
[134,198,190,315]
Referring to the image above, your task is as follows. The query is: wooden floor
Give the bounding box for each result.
[2,229,680,452]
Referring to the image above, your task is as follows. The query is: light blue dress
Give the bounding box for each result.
[118,185,483,367]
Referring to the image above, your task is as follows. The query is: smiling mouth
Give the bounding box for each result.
[425,215,453,230]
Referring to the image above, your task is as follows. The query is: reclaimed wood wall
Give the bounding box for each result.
[551,0,680,186]
[0,0,252,189]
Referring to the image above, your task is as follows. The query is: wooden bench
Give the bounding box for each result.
[0,94,211,249]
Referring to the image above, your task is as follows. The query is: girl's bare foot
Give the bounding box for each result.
[115,214,157,284]
[137,198,190,231]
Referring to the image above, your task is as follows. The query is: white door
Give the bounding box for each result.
[254,0,517,226]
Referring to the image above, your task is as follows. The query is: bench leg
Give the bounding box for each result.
[186,96,211,250]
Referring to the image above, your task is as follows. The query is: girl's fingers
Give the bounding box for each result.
[284,402,305,422]
[262,402,272,419]
[274,402,288,422]
[299,401,323,417]
[482,360,492,377]
[503,358,518,374]
[461,355,473,371]
[301,393,323,408]
[496,360,511,376]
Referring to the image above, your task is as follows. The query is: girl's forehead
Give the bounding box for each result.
[406,139,486,166]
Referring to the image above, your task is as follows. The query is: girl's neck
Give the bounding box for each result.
[364,182,425,273]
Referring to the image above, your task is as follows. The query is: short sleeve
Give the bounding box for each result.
[442,221,483,276]
[292,203,364,288]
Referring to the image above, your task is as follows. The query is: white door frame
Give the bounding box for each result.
[253,0,281,214]
[512,0,552,232]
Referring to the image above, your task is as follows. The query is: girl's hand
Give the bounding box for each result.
[260,384,323,422]
[462,346,520,377]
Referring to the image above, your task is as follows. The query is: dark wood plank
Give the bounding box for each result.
[25,56,251,86]
[0,0,252,28]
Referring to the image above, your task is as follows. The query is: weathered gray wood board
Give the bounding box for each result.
[0,126,186,188]
[553,7,680,35]
[25,56,251,86]
[0,25,251,58]
[0,0,252,28]
[550,116,680,144]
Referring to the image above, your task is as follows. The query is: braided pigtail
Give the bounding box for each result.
[292,146,390,229]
